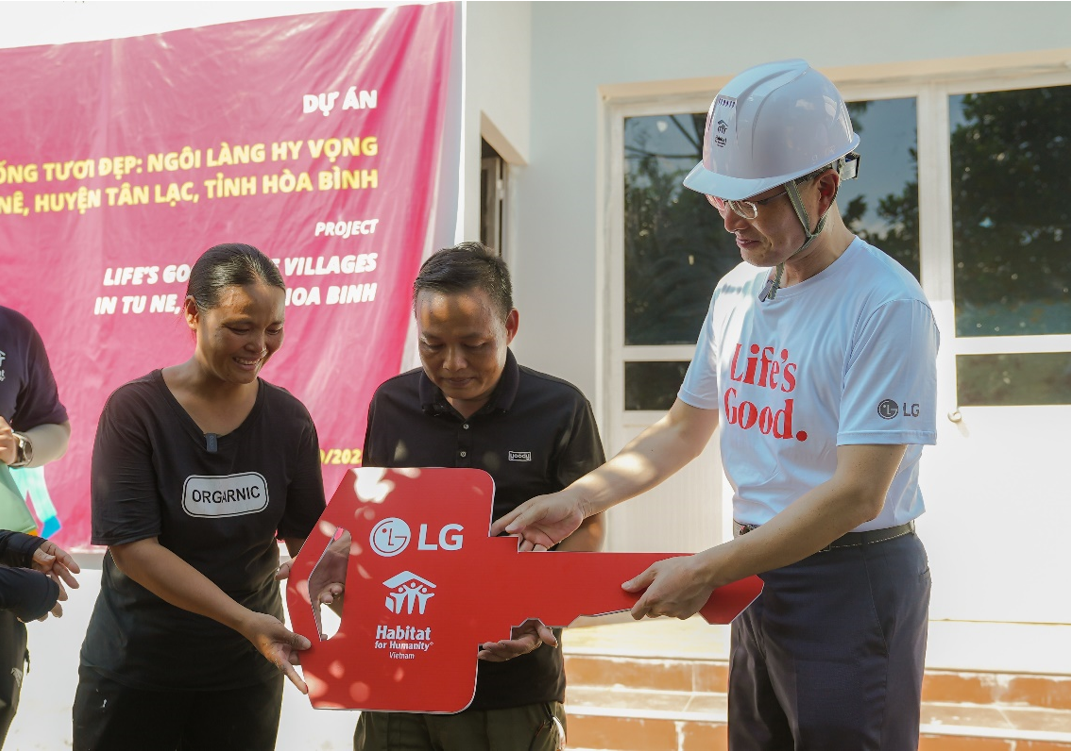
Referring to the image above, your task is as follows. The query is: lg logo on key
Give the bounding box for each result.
[370,517,464,557]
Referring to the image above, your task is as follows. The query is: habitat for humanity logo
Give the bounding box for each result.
[383,571,436,614]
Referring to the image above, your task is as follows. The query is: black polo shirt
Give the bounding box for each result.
[362,348,605,710]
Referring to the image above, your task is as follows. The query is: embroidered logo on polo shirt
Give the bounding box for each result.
[508,451,531,462]
[182,472,269,517]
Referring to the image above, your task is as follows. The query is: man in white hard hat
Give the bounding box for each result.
[494,59,938,749]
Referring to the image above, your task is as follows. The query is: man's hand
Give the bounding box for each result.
[490,491,585,552]
[622,551,722,621]
[31,539,81,591]
[478,619,557,662]
[0,416,17,466]
[240,611,313,694]
[280,532,349,638]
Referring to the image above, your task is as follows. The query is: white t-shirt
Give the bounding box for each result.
[678,237,939,531]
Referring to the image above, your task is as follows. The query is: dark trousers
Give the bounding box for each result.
[354,702,567,751]
[72,665,283,751]
[0,611,28,747]
[728,532,930,751]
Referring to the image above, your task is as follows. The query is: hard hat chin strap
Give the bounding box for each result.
[758,178,839,302]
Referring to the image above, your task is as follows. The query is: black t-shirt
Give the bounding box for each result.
[80,370,325,690]
[363,349,605,710]
[0,306,68,430]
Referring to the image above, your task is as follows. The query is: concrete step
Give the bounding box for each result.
[566,653,1071,711]
[564,685,1071,750]
[560,619,1071,751]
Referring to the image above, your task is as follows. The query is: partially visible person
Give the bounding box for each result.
[495,60,938,750]
[73,244,326,751]
[353,242,605,751]
[0,304,76,747]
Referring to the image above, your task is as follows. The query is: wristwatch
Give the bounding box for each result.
[10,432,33,468]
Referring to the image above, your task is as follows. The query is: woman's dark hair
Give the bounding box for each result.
[413,242,513,317]
[186,243,285,312]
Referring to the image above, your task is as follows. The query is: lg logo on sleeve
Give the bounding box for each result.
[877,399,920,419]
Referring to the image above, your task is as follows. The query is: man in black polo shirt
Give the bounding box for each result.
[353,242,605,751]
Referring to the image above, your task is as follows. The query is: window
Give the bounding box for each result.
[950,86,1071,339]
[624,113,737,348]
[480,139,506,255]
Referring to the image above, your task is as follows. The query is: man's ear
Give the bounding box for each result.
[504,308,519,345]
[816,170,841,213]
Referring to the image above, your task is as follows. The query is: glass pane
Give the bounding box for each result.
[950,85,1071,337]
[624,114,739,346]
[840,98,920,280]
[957,353,1071,406]
[624,361,690,411]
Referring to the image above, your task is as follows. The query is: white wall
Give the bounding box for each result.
[460,1,531,248]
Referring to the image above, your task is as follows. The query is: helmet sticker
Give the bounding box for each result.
[711,97,737,152]
[715,119,729,147]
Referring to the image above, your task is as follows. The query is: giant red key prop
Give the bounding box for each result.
[285,467,762,712]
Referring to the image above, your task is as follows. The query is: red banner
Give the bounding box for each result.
[0,4,458,547]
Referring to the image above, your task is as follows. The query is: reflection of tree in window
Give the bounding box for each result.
[840,100,921,281]
[950,86,1071,337]
[624,114,739,346]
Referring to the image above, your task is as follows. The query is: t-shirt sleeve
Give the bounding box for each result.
[277,412,326,540]
[361,395,382,468]
[91,390,162,546]
[0,567,59,622]
[678,293,721,410]
[11,319,68,431]
[554,396,607,488]
[0,530,46,567]
[839,298,939,446]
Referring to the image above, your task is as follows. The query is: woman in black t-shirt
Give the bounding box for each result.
[74,244,327,751]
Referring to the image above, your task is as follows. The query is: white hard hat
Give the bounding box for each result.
[683,59,860,201]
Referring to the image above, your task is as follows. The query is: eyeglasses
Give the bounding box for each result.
[706,189,790,220]
[706,171,823,221]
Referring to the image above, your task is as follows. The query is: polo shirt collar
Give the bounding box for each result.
[419,348,521,418]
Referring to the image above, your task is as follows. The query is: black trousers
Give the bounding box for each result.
[0,611,28,748]
[728,532,930,750]
[72,665,283,751]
